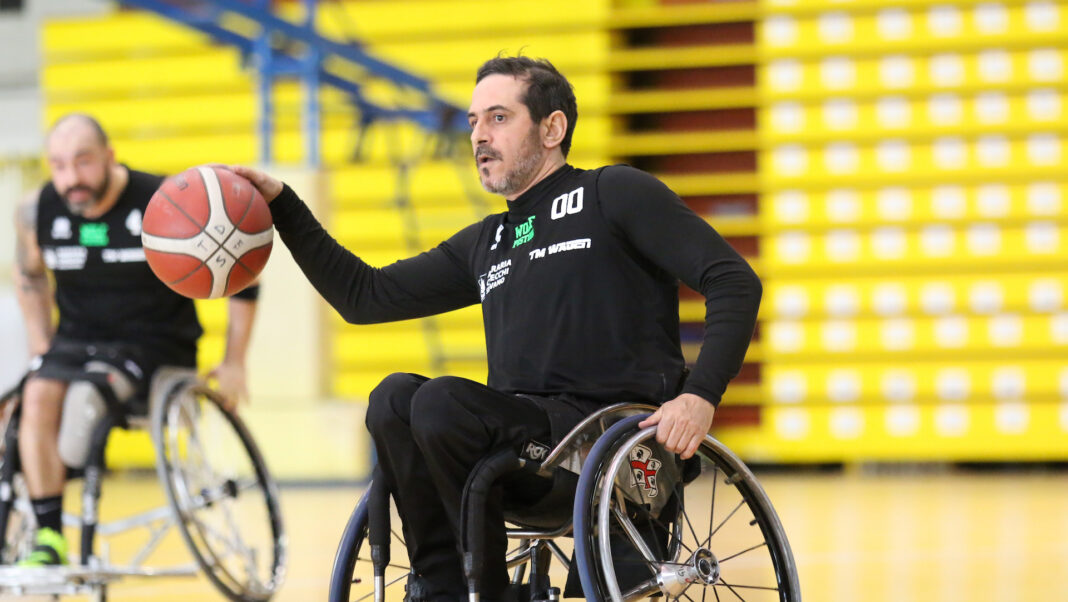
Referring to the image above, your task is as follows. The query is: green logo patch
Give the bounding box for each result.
[79,223,109,247]
[512,215,535,248]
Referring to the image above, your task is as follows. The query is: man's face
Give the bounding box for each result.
[46,125,112,216]
[468,74,546,198]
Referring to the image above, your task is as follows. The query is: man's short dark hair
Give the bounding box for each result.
[476,55,578,158]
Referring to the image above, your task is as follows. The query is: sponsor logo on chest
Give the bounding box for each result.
[478,259,511,302]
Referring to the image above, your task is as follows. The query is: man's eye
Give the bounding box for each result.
[494,114,505,122]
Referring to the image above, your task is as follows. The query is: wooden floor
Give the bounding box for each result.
[4,468,1065,601]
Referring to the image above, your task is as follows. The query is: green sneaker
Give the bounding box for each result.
[18,527,68,567]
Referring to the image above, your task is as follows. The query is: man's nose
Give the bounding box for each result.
[471,122,489,146]
[53,168,76,188]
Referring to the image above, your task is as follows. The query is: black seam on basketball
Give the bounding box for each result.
[145,247,205,286]
[234,180,255,229]
[166,255,211,289]
[158,188,205,232]
[223,258,253,295]
[221,245,255,275]
[231,243,269,274]
[216,180,259,260]
[218,190,269,273]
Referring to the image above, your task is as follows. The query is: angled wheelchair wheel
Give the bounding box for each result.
[0,390,33,565]
[153,383,286,601]
[574,415,800,602]
[328,481,413,602]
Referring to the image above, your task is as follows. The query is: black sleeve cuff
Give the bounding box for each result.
[232,283,260,301]
[267,183,303,229]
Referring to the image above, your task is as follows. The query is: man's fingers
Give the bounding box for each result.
[665,417,688,453]
[680,434,703,460]
[638,409,662,429]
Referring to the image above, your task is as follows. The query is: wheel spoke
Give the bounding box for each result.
[625,494,696,559]
[716,577,748,601]
[718,541,768,564]
[217,495,260,585]
[625,459,668,559]
[706,464,718,549]
[611,504,658,564]
[676,481,701,549]
[714,581,780,593]
[708,500,745,540]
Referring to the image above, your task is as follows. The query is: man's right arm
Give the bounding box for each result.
[231,165,481,323]
[267,184,482,324]
[12,192,54,356]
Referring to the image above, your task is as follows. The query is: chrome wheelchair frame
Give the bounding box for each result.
[0,367,287,601]
[330,403,801,601]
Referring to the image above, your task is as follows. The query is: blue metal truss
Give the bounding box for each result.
[120,0,468,166]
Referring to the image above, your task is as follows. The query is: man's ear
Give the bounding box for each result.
[542,110,567,150]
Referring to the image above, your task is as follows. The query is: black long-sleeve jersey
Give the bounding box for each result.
[34,167,261,366]
[36,169,202,363]
[270,164,761,406]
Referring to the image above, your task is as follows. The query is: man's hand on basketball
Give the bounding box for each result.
[228,165,284,203]
[207,360,248,412]
[638,393,715,460]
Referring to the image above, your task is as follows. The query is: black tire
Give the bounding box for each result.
[574,415,800,601]
[0,384,33,564]
[153,383,286,601]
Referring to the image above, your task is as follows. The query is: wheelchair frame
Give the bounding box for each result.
[330,402,801,602]
[0,368,287,601]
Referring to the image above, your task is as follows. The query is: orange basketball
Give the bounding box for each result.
[142,166,273,299]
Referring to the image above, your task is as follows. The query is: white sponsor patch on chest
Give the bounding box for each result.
[528,238,592,261]
[478,259,511,301]
[43,246,88,270]
[101,248,147,263]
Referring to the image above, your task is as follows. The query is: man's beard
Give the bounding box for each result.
[477,127,544,197]
[62,169,110,216]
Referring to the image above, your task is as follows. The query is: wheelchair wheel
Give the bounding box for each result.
[328,481,413,602]
[0,394,33,565]
[153,383,286,601]
[574,415,800,602]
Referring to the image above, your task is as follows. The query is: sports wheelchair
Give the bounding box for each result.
[0,366,286,601]
[330,403,800,601]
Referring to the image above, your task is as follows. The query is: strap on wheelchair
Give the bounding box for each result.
[366,467,392,583]
[460,448,528,598]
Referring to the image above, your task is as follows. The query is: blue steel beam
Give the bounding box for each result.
[119,0,470,164]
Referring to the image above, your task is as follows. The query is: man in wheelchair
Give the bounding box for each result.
[10,114,259,566]
[233,54,761,600]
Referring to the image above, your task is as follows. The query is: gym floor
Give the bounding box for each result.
[10,466,1062,601]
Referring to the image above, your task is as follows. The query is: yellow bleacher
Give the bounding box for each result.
[765,273,1068,318]
[43,0,1067,464]
[762,182,1068,229]
[40,0,617,409]
[741,0,1068,462]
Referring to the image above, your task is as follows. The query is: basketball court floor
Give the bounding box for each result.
[4,467,1060,601]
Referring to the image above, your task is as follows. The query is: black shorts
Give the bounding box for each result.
[31,337,187,401]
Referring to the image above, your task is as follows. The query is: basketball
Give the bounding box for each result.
[141,165,273,299]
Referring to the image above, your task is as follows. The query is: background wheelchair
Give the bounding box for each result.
[330,403,800,601]
[0,366,287,601]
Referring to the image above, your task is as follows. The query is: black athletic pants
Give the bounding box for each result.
[366,373,581,601]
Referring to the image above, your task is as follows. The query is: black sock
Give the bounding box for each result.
[30,495,63,533]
